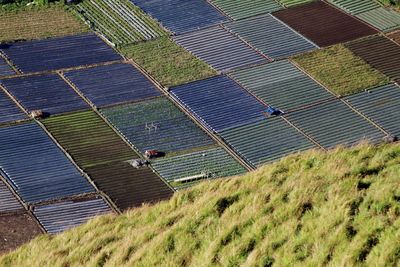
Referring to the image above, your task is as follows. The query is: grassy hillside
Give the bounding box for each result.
[1,143,400,266]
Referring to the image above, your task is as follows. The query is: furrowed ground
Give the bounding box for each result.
[0,4,88,43]
[1,143,400,266]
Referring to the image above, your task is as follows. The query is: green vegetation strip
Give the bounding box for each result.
[0,4,88,43]
[292,44,389,96]
[212,0,282,20]
[74,0,166,45]
[2,143,400,266]
[43,111,138,168]
[119,37,216,87]
[152,147,247,190]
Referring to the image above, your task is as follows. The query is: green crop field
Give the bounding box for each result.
[73,0,166,45]
[0,4,89,43]
[2,143,400,266]
[119,37,217,87]
[292,44,390,96]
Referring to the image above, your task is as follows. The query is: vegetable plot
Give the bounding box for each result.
[74,0,166,44]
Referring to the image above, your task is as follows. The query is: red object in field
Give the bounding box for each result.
[144,150,159,159]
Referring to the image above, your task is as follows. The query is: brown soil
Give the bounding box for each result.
[0,213,42,255]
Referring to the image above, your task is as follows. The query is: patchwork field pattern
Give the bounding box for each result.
[0,123,95,204]
[345,84,400,137]
[273,1,378,47]
[285,100,385,148]
[85,161,173,211]
[152,147,247,190]
[328,0,400,32]
[33,196,112,234]
[0,33,121,73]
[170,76,266,133]
[211,0,282,20]
[1,0,399,237]
[0,89,26,124]
[220,117,316,167]
[1,73,89,115]
[0,57,14,77]
[0,179,23,213]
[224,14,317,60]
[130,0,228,34]
[229,60,335,111]
[119,37,216,87]
[64,63,161,107]
[291,44,389,96]
[101,98,215,154]
[74,0,166,44]
[42,111,139,168]
[346,35,400,81]
[173,26,267,72]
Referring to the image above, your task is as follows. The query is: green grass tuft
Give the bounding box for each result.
[119,37,217,87]
[1,143,400,266]
[292,44,390,96]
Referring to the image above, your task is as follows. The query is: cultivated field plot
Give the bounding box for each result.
[0,179,23,213]
[346,35,400,81]
[284,100,384,149]
[0,57,14,77]
[223,14,316,60]
[291,44,389,96]
[64,63,161,107]
[85,162,173,211]
[277,0,314,7]
[387,31,400,44]
[152,147,247,190]
[119,37,216,87]
[0,213,42,254]
[229,60,335,112]
[1,73,89,115]
[33,196,112,234]
[345,84,400,137]
[211,0,282,20]
[173,26,266,73]
[220,117,316,167]
[42,111,139,168]
[327,0,381,14]
[357,8,400,32]
[328,0,400,32]
[74,0,166,44]
[0,6,88,43]
[170,76,266,133]
[130,0,228,34]
[101,97,215,155]
[0,122,95,204]
[41,110,173,210]
[273,1,378,47]
[0,33,121,73]
[0,89,27,124]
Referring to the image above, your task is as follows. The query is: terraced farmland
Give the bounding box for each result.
[0,0,400,242]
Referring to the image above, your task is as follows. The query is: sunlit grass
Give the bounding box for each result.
[1,142,400,266]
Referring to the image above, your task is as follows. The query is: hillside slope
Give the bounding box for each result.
[1,143,400,267]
